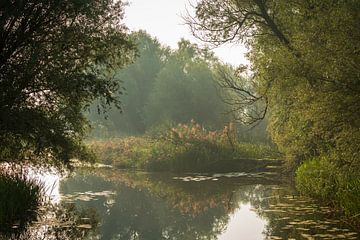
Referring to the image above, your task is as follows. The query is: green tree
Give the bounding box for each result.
[145,40,229,129]
[188,0,360,217]
[89,37,231,136]
[0,0,136,165]
[188,0,360,166]
[88,31,166,136]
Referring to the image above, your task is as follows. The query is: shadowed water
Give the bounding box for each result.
[2,167,358,239]
[55,168,358,240]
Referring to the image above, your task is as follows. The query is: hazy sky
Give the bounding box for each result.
[123,0,249,66]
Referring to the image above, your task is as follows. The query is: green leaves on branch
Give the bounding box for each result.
[0,0,136,165]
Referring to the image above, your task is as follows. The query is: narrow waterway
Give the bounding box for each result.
[48,168,358,240]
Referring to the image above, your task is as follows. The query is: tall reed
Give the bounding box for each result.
[0,171,45,236]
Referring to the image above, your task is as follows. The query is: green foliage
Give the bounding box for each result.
[144,40,228,129]
[189,0,360,222]
[87,35,231,137]
[296,157,360,222]
[336,171,360,219]
[0,0,136,165]
[295,157,337,201]
[88,31,164,135]
[89,121,280,172]
[0,173,44,234]
[257,0,359,164]
[250,3,360,219]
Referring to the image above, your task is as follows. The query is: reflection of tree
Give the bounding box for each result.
[59,169,359,239]
[59,169,284,239]
[94,169,273,216]
[3,203,99,240]
[5,169,354,239]
[248,187,359,239]
[60,170,238,239]
[102,184,232,240]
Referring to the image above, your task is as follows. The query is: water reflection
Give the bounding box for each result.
[1,203,99,240]
[59,169,359,240]
[218,204,266,240]
[0,166,99,240]
[62,171,230,239]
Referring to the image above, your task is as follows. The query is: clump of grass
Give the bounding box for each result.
[296,156,360,225]
[89,121,281,172]
[88,137,156,169]
[295,157,337,200]
[0,172,45,236]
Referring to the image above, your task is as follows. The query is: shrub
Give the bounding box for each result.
[89,121,281,172]
[295,156,337,201]
[336,171,360,220]
[296,156,360,223]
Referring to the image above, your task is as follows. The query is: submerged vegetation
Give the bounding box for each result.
[0,164,100,239]
[89,121,281,172]
[4,203,99,240]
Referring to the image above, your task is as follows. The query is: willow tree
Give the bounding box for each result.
[0,0,136,165]
[187,0,360,166]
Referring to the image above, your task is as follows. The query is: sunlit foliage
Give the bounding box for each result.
[88,120,280,171]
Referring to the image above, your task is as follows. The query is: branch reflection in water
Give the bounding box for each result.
[57,168,358,240]
[0,165,99,240]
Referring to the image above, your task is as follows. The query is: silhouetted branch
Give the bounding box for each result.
[216,66,267,125]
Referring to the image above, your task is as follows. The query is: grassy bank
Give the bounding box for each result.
[295,156,360,228]
[0,172,45,236]
[88,122,282,172]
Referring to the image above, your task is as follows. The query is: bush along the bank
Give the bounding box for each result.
[295,156,360,225]
[0,172,45,235]
[88,121,281,172]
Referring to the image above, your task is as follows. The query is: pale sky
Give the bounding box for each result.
[123,0,249,66]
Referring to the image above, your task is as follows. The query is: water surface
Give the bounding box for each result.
[56,168,358,240]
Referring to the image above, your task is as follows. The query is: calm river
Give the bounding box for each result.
[34,167,357,240]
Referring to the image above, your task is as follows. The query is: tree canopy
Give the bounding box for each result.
[88,32,234,137]
[0,0,136,165]
[187,0,360,217]
[144,39,228,129]
[187,0,360,166]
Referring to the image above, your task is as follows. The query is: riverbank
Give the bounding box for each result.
[86,123,360,228]
[88,137,282,172]
[88,123,282,172]
[0,171,44,236]
[295,156,360,229]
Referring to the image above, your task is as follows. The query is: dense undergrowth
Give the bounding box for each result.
[88,121,281,172]
[296,156,360,227]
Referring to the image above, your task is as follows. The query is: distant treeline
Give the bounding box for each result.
[87,31,269,143]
